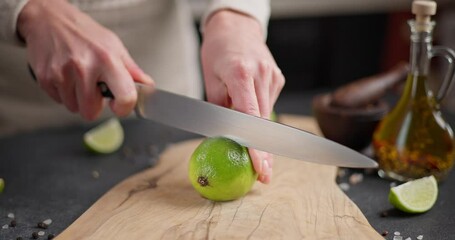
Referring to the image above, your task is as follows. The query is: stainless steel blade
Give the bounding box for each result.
[135,85,378,168]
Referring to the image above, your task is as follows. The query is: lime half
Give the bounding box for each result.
[389,175,438,213]
[0,178,4,193]
[84,118,124,154]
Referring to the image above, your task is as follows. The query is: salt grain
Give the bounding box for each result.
[43,219,52,225]
[417,235,424,240]
[394,231,401,235]
[405,238,411,240]
[2,224,8,229]
[92,170,100,179]
[38,231,45,236]
[338,183,350,191]
[349,173,364,185]
[337,169,346,178]
[393,236,403,240]
[390,182,397,188]
[7,213,15,219]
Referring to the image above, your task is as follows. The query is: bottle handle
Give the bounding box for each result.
[430,46,455,103]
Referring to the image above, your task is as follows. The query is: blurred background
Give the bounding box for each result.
[192,0,455,111]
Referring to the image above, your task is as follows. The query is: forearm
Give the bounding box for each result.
[201,0,271,39]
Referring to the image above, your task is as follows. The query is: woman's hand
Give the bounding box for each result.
[201,10,285,184]
[18,0,154,120]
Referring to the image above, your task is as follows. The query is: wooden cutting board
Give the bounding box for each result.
[57,115,382,239]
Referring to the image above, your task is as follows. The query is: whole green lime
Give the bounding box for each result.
[189,137,258,201]
[270,111,278,122]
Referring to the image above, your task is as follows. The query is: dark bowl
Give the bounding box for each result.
[312,93,389,151]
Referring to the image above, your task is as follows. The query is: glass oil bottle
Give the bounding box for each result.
[373,1,455,182]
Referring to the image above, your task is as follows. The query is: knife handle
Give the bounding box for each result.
[27,64,115,99]
[98,82,114,99]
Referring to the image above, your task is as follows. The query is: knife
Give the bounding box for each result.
[27,64,376,168]
[99,83,377,169]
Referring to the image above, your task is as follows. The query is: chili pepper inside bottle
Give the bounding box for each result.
[373,0,455,182]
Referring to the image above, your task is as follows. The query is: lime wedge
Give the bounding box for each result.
[388,175,438,213]
[0,178,4,193]
[84,118,124,154]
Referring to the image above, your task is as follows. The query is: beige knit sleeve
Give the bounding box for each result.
[0,0,29,46]
[200,0,271,39]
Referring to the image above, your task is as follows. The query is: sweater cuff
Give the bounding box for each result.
[0,0,29,46]
[200,0,271,39]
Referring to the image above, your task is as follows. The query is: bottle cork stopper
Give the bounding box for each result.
[412,0,437,24]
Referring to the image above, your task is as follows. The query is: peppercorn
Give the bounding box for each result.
[32,232,39,239]
[10,220,17,227]
[381,230,389,236]
[37,222,48,229]
[16,237,23,240]
[48,234,55,240]
[380,211,389,218]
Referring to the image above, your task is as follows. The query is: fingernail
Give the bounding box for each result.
[262,174,272,184]
[258,174,266,183]
[143,74,154,84]
[262,159,270,176]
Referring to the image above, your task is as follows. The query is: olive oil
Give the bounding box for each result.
[373,1,455,182]
[373,74,455,181]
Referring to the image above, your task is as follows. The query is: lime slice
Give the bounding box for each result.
[0,178,4,193]
[388,175,438,213]
[84,118,124,154]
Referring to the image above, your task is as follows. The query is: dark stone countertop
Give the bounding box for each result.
[1,90,454,240]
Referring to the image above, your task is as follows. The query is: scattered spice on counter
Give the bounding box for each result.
[37,222,48,229]
[32,232,39,239]
[338,183,350,192]
[7,213,15,219]
[380,210,389,218]
[48,233,55,240]
[381,230,389,236]
[337,168,346,178]
[10,220,17,227]
[348,173,364,185]
[392,231,403,240]
[42,219,52,226]
[122,146,134,158]
[92,170,100,179]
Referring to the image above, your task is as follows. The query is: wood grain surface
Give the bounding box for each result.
[57,115,382,239]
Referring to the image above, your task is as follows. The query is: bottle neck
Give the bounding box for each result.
[408,20,435,77]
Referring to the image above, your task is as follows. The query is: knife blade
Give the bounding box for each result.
[27,64,377,168]
[128,84,377,169]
